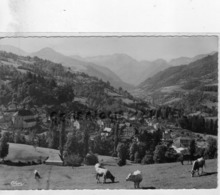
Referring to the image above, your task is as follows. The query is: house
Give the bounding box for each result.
[173,136,193,148]
[101,127,112,137]
[120,126,135,140]
[73,120,80,130]
[103,127,112,133]
[97,119,104,128]
[162,130,172,141]
[12,109,37,128]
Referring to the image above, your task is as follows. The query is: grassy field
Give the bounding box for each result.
[4,143,60,162]
[0,157,217,190]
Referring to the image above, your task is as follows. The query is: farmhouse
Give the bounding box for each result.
[120,126,135,141]
[173,136,193,148]
[12,109,37,128]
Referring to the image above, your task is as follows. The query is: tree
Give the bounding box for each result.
[134,151,141,163]
[141,151,154,164]
[116,143,127,166]
[205,137,217,159]
[0,133,9,161]
[129,141,138,161]
[153,145,167,163]
[189,139,196,159]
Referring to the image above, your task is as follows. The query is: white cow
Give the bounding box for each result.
[126,170,143,189]
[94,163,115,183]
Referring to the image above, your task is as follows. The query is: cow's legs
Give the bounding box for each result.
[103,176,106,184]
[96,174,100,183]
[134,182,137,189]
[137,182,140,189]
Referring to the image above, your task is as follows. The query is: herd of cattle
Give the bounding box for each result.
[33,157,206,189]
[94,156,206,188]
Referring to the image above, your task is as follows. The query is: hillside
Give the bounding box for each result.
[30,48,133,90]
[135,53,218,112]
[5,143,59,163]
[0,45,133,90]
[169,52,216,66]
[0,159,217,189]
[0,50,138,112]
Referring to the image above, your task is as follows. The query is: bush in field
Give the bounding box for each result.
[111,151,117,157]
[153,145,167,163]
[165,148,178,162]
[91,135,114,156]
[141,151,154,164]
[134,151,141,163]
[84,153,99,165]
[116,143,127,166]
[204,137,217,159]
[129,141,138,161]
[195,147,205,158]
[189,139,196,159]
[14,131,26,144]
[0,133,9,161]
[64,153,83,166]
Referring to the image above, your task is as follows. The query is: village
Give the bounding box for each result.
[0,100,213,166]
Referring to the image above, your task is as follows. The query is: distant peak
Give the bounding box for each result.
[37,47,56,53]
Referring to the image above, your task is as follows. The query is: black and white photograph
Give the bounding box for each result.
[0,36,218,190]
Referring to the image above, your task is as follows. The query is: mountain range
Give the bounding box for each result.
[135,52,218,107]
[0,44,216,91]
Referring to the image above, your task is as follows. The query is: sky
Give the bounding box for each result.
[0,36,218,61]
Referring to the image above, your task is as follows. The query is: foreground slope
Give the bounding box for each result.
[0,157,217,189]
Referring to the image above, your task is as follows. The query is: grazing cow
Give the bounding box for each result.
[94,163,115,183]
[34,170,41,180]
[191,157,206,177]
[126,170,143,189]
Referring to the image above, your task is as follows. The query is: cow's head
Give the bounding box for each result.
[110,175,115,183]
[126,173,134,181]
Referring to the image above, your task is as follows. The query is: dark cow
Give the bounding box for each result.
[191,157,206,177]
[34,170,41,180]
[126,170,143,189]
[180,154,192,165]
[180,154,200,165]
[95,163,115,183]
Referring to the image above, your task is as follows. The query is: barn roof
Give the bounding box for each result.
[13,110,34,117]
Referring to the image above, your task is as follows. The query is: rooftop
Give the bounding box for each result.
[13,110,34,117]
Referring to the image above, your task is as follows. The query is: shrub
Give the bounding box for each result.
[165,148,178,162]
[141,151,154,164]
[116,143,127,166]
[204,137,217,159]
[84,153,99,165]
[153,145,167,163]
[117,159,126,166]
[64,154,83,166]
[129,142,138,161]
[0,133,9,161]
[111,151,117,157]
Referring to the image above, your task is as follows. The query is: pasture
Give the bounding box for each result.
[4,143,60,163]
[0,157,217,190]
